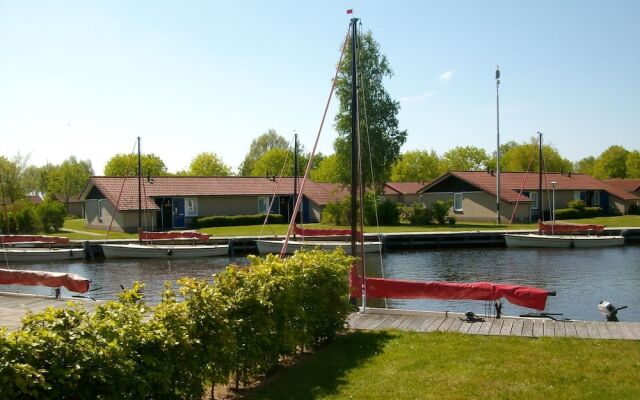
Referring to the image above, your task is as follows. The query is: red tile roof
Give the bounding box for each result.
[605,179,640,194]
[421,171,640,203]
[384,182,427,195]
[80,176,348,212]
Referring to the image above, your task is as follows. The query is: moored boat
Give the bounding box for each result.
[101,242,228,259]
[256,239,381,255]
[504,233,624,248]
[0,247,85,263]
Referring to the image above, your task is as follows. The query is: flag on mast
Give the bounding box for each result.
[346,9,353,14]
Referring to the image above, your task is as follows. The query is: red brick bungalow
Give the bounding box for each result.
[418,171,639,223]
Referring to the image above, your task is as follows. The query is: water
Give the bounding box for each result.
[3,246,639,322]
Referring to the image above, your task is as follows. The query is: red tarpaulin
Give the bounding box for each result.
[538,221,604,235]
[0,235,70,245]
[139,230,210,241]
[0,269,91,293]
[293,224,363,240]
[350,266,549,310]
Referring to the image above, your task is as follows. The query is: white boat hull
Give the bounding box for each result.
[504,233,624,248]
[255,239,382,255]
[0,248,85,263]
[101,243,229,259]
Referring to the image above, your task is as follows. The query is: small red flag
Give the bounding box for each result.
[346,9,353,14]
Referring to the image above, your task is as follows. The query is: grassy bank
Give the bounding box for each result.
[241,330,640,400]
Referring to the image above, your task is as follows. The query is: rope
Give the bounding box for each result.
[105,139,138,240]
[508,139,539,226]
[258,135,294,237]
[279,23,351,257]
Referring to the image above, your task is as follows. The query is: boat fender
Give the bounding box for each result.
[167,249,173,256]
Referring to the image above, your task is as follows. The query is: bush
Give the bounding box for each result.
[195,213,284,228]
[36,198,66,233]
[582,207,603,218]
[567,199,586,211]
[363,193,400,226]
[554,208,582,220]
[0,250,353,399]
[628,203,640,215]
[10,201,42,234]
[321,199,350,225]
[432,200,453,225]
[401,202,433,225]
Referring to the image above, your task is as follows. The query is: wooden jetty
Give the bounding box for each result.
[348,308,640,340]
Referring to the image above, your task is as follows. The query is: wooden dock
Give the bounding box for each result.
[349,308,640,340]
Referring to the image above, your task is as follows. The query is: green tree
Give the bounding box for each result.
[48,157,94,212]
[104,153,168,177]
[239,129,289,176]
[574,156,596,175]
[22,164,55,195]
[333,30,407,192]
[441,146,489,172]
[310,154,341,183]
[626,150,640,179]
[499,138,572,173]
[391,150,442,182]
[0,154,28,203]
[184,152,232,176]
[486,140,518,171]
[592,145,629,179]
[251,148,294,177]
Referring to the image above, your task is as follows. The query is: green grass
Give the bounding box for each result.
[59,218,136,240]
[560,215,640,227]
[242,330,640,400]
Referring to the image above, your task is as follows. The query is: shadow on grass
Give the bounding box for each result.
[242,331,395,400]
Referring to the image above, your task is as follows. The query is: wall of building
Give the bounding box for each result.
[421,191,531,223]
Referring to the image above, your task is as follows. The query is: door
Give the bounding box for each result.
[172,198,186,228]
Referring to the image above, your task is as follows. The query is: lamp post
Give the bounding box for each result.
[550,181,557,222]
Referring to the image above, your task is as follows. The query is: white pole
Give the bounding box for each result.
[496,66,501,224]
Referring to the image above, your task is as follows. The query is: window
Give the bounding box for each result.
[453,193,463,212]
[529,192,539,210]
[97,199,104,222]
[593,191,600,206]
[573,191,584,201]
[185,198,198,217]
[258,196,269,214]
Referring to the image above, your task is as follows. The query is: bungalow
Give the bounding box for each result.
[78,176,348,233]
[418,171,640,223]
[383,182,427,205]
[604,179,640,198]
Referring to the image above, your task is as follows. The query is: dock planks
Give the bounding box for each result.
[347,309,640,341]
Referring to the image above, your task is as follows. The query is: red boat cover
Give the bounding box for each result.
[350,266,548,310]
[0,269,91,293]
[293,224,362,240]
[139,231,210,241]
[0,235,70,245]
[538,221,604,235]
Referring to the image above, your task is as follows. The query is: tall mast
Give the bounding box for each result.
[137,136,142,242]
[0,173,9,234]
[350,18,359,258]
[538,131,543,221]
[293,132,299,228]
[495,66,501,224]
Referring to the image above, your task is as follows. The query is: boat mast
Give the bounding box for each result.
[293,132,299,229]
[0,173,8,234]
[137,136,142,242]
[495,66,501,224]
[350,18,359,258]
[538,131,543,222]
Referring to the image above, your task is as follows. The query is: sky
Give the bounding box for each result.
[1,1,639,175]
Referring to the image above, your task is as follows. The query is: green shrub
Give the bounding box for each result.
[582,207,603,218]
[401,202,434,225]
[554,208,582,220]
[195,213,284,228]
[628,203,640,215]
[567,199,586,211]
[36,198,67,233]
[321,198,350,225]
[432,200,453,224]
[10,201,42,234]
[363,193,400,226]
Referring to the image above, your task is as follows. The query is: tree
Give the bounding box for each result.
[441,146,489,172]
[48,157,94,212]
[498,137,572,173]
[333,30,407,192]
[251,148,295,177]
[184,152,231,176]
[574,156,596,175]
[592,145,629,179]
[390,150,442,182]
[0,154,28,203]
[239,130,289,176]
[104,153,168,177]
[22,164,55,195]
[626,150,640,179]
[311,154,341,183]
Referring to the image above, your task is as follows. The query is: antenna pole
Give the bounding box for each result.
[495,66,501,224]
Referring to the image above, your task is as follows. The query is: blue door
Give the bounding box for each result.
[172,198,185,228]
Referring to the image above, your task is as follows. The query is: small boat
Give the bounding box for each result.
[256,238,382,255]
[537,221,605,235]
[101,242,228,259]
[0,268,90,294]
[0,247,85,263]
[503,233,624,248]
[100,138,229,259]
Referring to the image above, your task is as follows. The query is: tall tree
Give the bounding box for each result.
[0,154,28,203]
[310,154,341,183]
[22,164,54,195]
[184,152,232,176]
[104,153,168,177]
[499,137,572,173]
[574,156,596,175]
[592,145,629,179]
[48,157,94,211]
[333,30,407,191]
[391,150,442,182]
[626,150,640,179]
[441,146,489,171]
[239,129,289,176]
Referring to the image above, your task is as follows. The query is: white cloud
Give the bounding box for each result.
[400,91,436,104]
[438,69,455,83]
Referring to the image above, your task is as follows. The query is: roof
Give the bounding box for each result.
[384,182,427,195]
[604,179,640,194]
[420,171,640,203]
[79,176,348,212]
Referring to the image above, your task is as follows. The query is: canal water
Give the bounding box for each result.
[2,246,639,322]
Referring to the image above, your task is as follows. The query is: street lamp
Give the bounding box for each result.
[550,181,557,222]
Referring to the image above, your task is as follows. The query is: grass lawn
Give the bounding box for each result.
[240,330,640,400]
[59,218,136,240]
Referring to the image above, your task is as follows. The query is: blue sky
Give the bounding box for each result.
[1,1,638,175]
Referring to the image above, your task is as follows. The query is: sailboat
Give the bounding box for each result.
[503,133,623,248]
[100,138,229,259]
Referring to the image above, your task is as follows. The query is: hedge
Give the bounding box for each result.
[554,207,603,220]
[195,213,284,228]
[0,250,353,399]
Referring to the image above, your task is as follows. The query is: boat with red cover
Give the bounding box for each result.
[0,268,90,294]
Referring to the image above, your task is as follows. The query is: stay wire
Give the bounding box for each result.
[258,135,294,237]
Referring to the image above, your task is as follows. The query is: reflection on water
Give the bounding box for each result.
[3,246,639,322]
